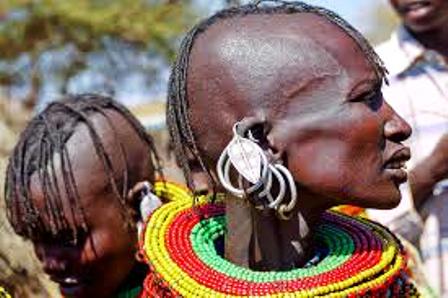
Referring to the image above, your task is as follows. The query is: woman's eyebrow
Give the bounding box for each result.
[285,73,338,99]
[347,78,380,99]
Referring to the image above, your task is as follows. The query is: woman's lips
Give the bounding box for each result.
[51,276,89,297]
[383,147,410,184]
[60,284,86,297]
[384,168,408,184]
[384,158,408,183]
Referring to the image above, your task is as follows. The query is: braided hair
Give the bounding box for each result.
[166,0,387,192]
[4,93,163,242]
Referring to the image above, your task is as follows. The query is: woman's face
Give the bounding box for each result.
[26,112,151,298]
[30,168,136,298]
[186,14,411,210]
[270,23,411,209]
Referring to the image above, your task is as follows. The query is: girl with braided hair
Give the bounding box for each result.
[140,1,428,297]
[4,94,165,297]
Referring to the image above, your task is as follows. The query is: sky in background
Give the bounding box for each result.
[299,0,378,33]
[38,0,396,107]
[137,0,392,107]
[118,0,398,106]
[197,0,390,35]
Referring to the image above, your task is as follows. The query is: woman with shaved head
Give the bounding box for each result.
[141,1,423,297]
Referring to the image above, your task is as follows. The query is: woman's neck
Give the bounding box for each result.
[225,192,327,271]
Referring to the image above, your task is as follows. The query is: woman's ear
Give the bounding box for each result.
[265,129,284,163]
[243,119,283,162]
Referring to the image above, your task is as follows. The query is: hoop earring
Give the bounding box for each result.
[276,164,298,220]
[216,122,299,219]
[265,164,286,209]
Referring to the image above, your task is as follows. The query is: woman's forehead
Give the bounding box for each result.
[203,13,369,62]
[193,12,373,92]
[216,31,343,91]
[27,112,134,211]
[28,154,110,212]
[189,13,375,116]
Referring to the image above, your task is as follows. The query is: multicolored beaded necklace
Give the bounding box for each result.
[0,286,11,298]
[140,182,419,297]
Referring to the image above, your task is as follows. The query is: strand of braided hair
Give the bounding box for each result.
[4,93,163,243]
[166,0,388,195]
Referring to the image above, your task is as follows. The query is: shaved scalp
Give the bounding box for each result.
[217,31,345,106]
[166,0,386,191]
[5,94,162,242]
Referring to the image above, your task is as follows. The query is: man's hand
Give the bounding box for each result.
[410,133,448,209]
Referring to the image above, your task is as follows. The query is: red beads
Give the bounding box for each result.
[140,184,419,297]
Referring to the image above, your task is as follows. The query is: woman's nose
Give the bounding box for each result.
[383,103,412,142]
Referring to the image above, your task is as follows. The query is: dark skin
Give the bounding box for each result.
[28,110,154,298]
[389,0,448,56]
[187,14,411,269]
[389,0,448,209]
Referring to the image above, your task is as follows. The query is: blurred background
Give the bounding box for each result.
[0,0,398,296]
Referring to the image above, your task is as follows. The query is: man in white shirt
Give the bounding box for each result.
[369,0,448,295]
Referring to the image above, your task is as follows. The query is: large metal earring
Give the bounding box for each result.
[216,121,298,220]
[217,123,269,198]
[276,164,298,220]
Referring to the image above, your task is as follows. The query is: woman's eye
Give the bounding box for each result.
[364,91,383,110]
[352,90,383,111]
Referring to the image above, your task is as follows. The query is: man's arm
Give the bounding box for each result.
[409,133,448,209]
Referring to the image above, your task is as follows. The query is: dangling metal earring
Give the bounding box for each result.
[217,123,269,198]
[261,164,286,209]
[216,121,299,220]
[276,164,298,220]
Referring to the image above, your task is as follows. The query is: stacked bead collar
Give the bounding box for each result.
[140,182,418,297]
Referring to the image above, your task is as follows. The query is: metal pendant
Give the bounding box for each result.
[227,136,262,184]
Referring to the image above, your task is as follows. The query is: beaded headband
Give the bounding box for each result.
[140,182,418,297]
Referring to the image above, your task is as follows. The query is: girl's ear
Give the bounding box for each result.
[127,181,162,238]
[127,181,162,223]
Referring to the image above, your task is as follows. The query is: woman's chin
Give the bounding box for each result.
[369,192,402,210]
[378,197,401,209]
[350,188,402,210]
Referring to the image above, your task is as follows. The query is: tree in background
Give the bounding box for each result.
[0,1,197,296]
[0,0,195,109]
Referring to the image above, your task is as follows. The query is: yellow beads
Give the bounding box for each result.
[0,287,11,298]
[141,182,418,297]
